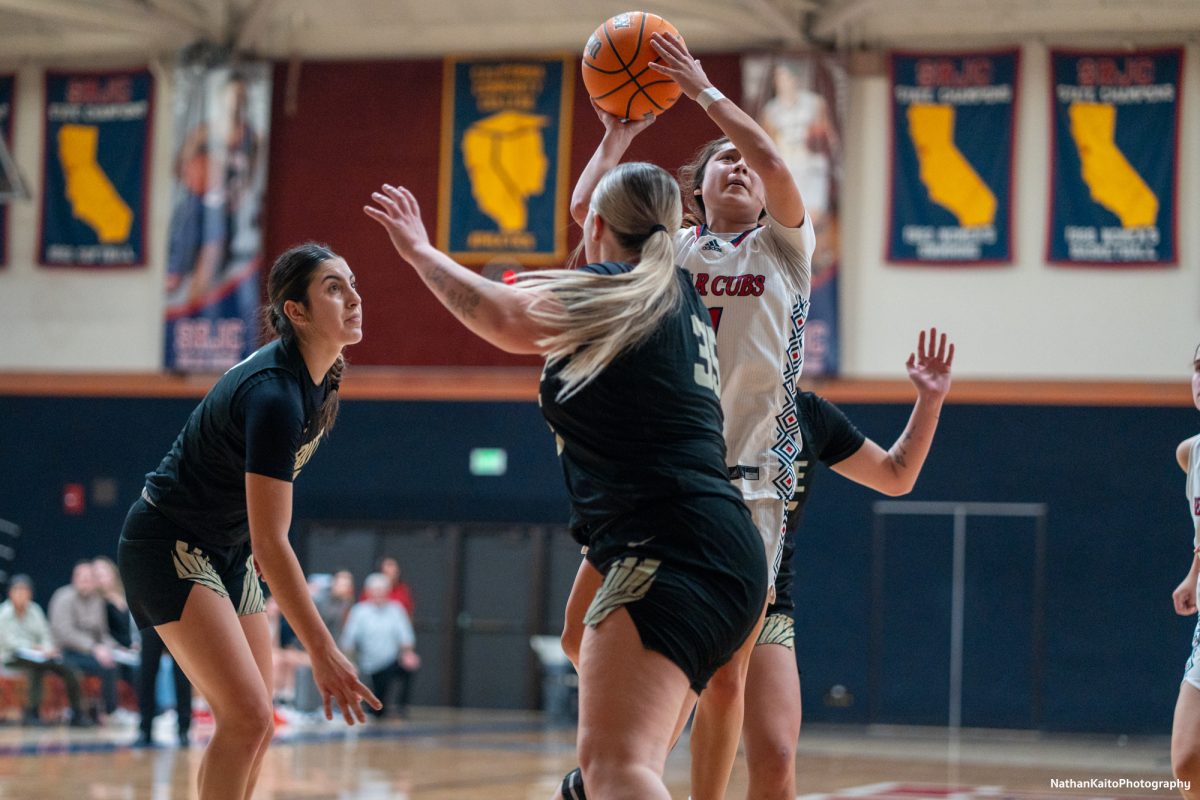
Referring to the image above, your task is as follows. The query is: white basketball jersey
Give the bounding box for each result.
[675,213,815,501]
[1188,437,1200,548]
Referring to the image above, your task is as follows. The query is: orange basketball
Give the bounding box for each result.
[582,12,683,120]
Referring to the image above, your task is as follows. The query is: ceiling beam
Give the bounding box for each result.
[737,0,810,47]
[147,0,213,34]
[234,0,281,51]
[809,0,879,41]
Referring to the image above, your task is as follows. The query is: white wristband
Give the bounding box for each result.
[696,87,725,110]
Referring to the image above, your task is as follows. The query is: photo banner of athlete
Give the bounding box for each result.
[887,50,1018,265]
[0,74,13,268]
[163,63,272,372]
[39,69,153,268]
[1047,48,1182,267]
[742,53,845,376]
[437,57,573,269]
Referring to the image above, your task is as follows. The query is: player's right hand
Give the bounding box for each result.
[1174,573,1197,616]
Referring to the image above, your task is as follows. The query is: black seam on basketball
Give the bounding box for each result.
[627,79,677,113]
[603,18,644,102]
[592,80,637,101]
[582,62,637,76]
[628,13,647,69]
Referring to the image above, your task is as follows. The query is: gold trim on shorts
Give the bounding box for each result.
[756,612,795,650]
[583,556,661,626]
[236,555,266,616]
[172,541,228,598]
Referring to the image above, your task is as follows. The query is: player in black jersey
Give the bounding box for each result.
[744,328,953,799]
[552,328,954,800]
[117,243,380,800]
[366,163,766,800]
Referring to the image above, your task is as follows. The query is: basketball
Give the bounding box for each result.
[582,12,684,120]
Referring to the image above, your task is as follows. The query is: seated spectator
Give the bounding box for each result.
[341,573,420,718]
[0,575,91,727]
[361,557,415,616]
[317,570,356,641]
[48,561,124,721]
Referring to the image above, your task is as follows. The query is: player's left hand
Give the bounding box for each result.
[646,31,710,101]
[906,327,954,400]
[364,184,432,264]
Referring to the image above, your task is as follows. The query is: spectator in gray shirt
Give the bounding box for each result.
[48,561,122,719]
[340,573,420,718]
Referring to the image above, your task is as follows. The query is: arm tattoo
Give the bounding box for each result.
[428,264,482,319]
[893,431,913,469]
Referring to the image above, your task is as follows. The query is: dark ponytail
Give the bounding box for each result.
[262,242,345,436]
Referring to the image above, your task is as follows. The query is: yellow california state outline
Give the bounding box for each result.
[57,124,133,243]
[907,103,997,227]
[1067,102,1157,228]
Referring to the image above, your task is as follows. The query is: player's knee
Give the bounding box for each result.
[702,664,748,706]
[217,698,274,744]
[748,737,797,791]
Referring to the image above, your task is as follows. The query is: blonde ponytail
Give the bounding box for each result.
[517,162,683,401]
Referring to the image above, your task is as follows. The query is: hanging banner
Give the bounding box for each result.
[39,69,153,267]
[743,53,847,376]
[1048,48,1181,266]
[0,75,13,267]
[888,50,1018,265]
[437,57,573,267]
[164,64,272,371]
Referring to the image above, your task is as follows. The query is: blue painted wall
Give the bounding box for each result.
[0,394,1193,733]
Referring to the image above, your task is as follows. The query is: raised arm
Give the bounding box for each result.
[831,328,954,495]
[364,184,558,354]
[569,103,656,226]
[648,32,806,228]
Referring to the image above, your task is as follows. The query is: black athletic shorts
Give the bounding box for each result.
[583,495,767,693]
[117,495,266,630]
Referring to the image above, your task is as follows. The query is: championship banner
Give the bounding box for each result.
[39,69,152,267]
[743,54,846,376]
[164,63,271,371]
[438,57,573,267]
[0,75,14,267]
[1048,49,1181,266]
[888,51,1018,264]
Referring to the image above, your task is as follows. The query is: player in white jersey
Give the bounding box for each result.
[1170,343,1200,798]
[556,30,813,800]
[673,142,814,592]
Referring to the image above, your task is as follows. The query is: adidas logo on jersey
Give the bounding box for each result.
[701,238,724,253]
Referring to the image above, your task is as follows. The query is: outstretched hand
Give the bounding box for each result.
[646,31,711,100]
[906,327,954,400]
[1175,572,1198,616]
[364,184,431,264]
[310,646,382,726]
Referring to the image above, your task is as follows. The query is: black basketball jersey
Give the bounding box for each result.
[141,337,328,548]
[786,391,866,533]
[539,262,742,545]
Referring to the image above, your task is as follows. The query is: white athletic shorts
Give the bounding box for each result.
[746,497,787,604]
